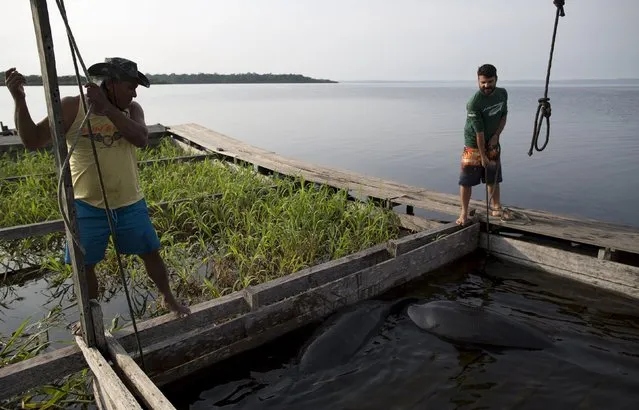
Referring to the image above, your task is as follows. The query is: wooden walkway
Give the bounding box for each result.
[169,123,639,256]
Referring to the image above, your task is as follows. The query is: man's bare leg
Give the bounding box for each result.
[487,182,501,212]
[457,185,472,225]
[140,250,191,316]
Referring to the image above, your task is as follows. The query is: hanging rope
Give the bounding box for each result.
[55,0,146,370]
[528,0,566,157]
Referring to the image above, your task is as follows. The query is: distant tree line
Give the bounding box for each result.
[0,72,337,86]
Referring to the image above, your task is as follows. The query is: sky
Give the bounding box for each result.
[2,0,638,82]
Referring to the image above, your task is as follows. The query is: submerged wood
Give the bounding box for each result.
[480,233,639,299]
[168,124,639,256]
[0,222,477,400]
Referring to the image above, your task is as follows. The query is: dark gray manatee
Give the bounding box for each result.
[298,297,418,373]
[407,300,554,350]
[247,297,418,403]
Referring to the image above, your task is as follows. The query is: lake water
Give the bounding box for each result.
[164,256,639,410]
[1,80,638,227]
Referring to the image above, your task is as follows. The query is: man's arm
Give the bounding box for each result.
[491,116,507,146]
[103,101,148,147]
[15,96,77,149]
[490,89,508,146]
[468,99,489,165]
[476,131,488,165]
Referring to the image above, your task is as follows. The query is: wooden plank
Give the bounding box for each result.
[387,221,468,257]
[168,124,406,199]
[92,379,115,410]
[480,233,639,299]
[104,331,176,410]
[75,336,142,409]
[116,292,249,352]
[0,220,64,241]
[0,345,84,401]
[243,242,391,310]
[168,123,639,256]
[0,293,247,401]
[145,224,479,385]
[145,224,479,384]
[29,0,95,348]
[397,214,445,232]
[394,193,639,255]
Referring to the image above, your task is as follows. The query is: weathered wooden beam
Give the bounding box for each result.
[146,223,479,385]
[0,345,85,400]
[387,220,474,257]
[75,336,142,409]
[116,292,249,352]
[396,213,444,232]
[105,331,176,410]
[480,233,639,299]
[29,0,95,347]
[243,242,392,310]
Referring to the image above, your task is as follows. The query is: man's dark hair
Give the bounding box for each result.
[477,64,497,78]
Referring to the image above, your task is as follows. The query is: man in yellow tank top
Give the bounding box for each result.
[5,58,190,317]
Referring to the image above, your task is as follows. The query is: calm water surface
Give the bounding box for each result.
[1,81,638,226]
[165,257,639,410]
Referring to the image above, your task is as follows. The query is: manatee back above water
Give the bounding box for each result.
[407,300,554,350]
[298,300,392,374]
[298,298,417,374]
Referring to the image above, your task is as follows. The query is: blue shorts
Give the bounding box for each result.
[64,199,161,266]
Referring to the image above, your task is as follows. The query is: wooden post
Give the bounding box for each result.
[29,0,96,347]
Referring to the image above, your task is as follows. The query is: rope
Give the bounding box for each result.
[55,0,146,370]
[528,0,566,157]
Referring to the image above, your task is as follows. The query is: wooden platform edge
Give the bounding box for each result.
[480,233,639,300]
[0,222,478,400]
[147,222,480,385]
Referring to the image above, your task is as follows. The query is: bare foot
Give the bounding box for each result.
[68,321,83,336]
[163,296,191,317]
[456,212,468,225]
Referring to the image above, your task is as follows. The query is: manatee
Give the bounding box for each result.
[298,297,417,374]
[407,300,553,350]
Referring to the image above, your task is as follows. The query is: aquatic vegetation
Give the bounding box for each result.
[0,136,402,407]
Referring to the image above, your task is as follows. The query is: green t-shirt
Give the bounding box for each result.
[463,87,508,148]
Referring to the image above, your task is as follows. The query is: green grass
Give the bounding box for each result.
[0,136,403,407]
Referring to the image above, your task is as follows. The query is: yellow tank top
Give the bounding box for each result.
[64,99,143,209]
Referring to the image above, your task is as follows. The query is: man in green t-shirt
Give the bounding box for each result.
[457,64,512,225]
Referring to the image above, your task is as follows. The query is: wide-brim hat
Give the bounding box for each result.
[87,57,150,88]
